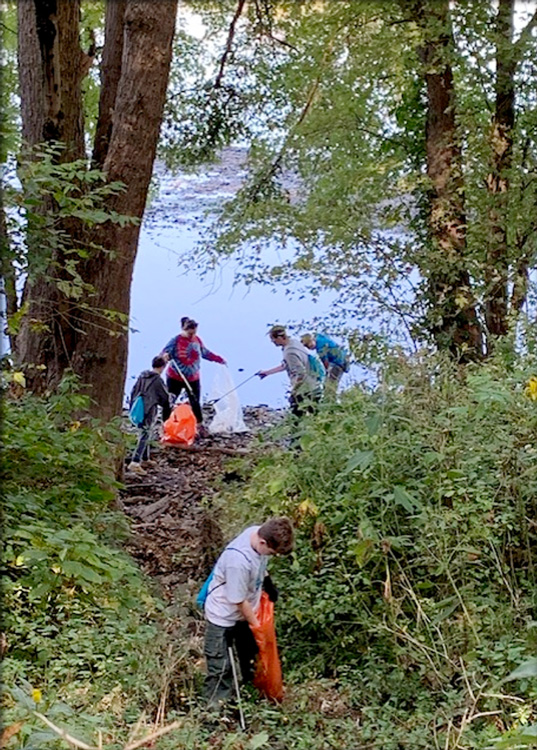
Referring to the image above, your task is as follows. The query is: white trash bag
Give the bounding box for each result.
[208,367,248,434]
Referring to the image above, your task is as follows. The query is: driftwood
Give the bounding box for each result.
[130,495,171,522]
[131,516,185,530]
[121,494,160,505]
[122,482,158,491]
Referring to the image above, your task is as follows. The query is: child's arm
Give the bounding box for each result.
[238,599,260,628]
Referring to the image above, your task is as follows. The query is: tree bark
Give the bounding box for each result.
[0,198,18,353]
[16,0,178,421]
[411,0,483,360]
[92,0,127,167]
[484,0,515,341]
[18,0,86,158]
[16,0,87,387]
[69,0,178,420]
[18,0,45,147]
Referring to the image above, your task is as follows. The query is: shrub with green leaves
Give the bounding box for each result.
[227,351,537,747]
[1,377,162,743]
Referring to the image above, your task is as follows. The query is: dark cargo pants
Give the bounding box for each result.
[203,620,258,708]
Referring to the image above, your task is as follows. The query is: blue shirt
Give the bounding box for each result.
[315,333,348,370]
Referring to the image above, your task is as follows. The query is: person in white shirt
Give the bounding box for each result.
[203,517,294,708]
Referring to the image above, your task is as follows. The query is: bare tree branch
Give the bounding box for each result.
[513,6,537,60]
[214,0,247,89]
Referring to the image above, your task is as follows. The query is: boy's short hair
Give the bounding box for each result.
[152,355,166,369]
[258,517,294,555]
[301,334,314,347]
[269,325,287,341]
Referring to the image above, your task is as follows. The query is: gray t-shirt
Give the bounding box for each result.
[283,338,319,395]
[204,525,268,627]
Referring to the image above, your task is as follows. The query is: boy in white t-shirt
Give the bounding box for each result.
[203,517,294,707]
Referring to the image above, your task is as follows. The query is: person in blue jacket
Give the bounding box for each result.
[301,332,350,391]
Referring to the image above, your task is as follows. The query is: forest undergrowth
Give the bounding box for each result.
[3,348,537,750]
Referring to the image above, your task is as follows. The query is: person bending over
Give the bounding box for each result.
[301,332,349,392]
[203,517,294,708]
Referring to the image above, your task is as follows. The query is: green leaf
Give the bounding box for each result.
[29,582,53,600]
[505,658,537,682]
[365,413,382,436]
[431,600,459,625]
[492,725,537,748]
[342,450,374,475]
[20,549,49,563]
[24,730,58,746]
[268,478,284,496]
[249,731,270,749]
[60,561,103,583]
[8,686,36,711]
[393,486,421,512]
[351,538,375,567]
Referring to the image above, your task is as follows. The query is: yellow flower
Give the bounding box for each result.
[525,377,537,401]
[298,499,319,518]
[12,372,26,387]
[70,421,81,432]
[32,688,42,704]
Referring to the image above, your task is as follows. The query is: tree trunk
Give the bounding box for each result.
[92,0,127,167]
[18,0,86,158]
[0,198,18,353]
[66,0,178,421]
[16,0,178,421]
[18,0,44,147]
[484,0,515,340]
[16,0,87,388]
[411,0,483,360]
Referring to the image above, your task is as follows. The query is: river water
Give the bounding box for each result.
[127,148,355,408]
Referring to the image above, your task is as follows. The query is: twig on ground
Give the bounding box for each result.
[459,657,476,704]
[34,713,97,750]
[125,713,147,747]
[34,711,184,750]
[122,720,183,750]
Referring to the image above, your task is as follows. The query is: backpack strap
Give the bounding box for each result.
[225,546,251,563]
[205,546,254,600]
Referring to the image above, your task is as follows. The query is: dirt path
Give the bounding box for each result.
[119,406,282,601]
[117,407,358,735]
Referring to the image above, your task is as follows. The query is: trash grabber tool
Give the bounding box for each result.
[168,360,196,404]
[228,645,246,731]
[212,373,257,405]
[175,366,194,395]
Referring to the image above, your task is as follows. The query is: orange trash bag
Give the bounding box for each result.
[251,591,284,702]
[160,403,197,447]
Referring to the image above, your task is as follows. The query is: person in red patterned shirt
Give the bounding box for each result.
[161,317,226,430]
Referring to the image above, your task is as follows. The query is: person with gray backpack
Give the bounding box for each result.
[128,356,171,474]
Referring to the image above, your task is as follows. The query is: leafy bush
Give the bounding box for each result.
[227,351,537,748]
[1,378,163,746]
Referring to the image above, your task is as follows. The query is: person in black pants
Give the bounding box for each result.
[202,518,293,709]
[160,317,226,432]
